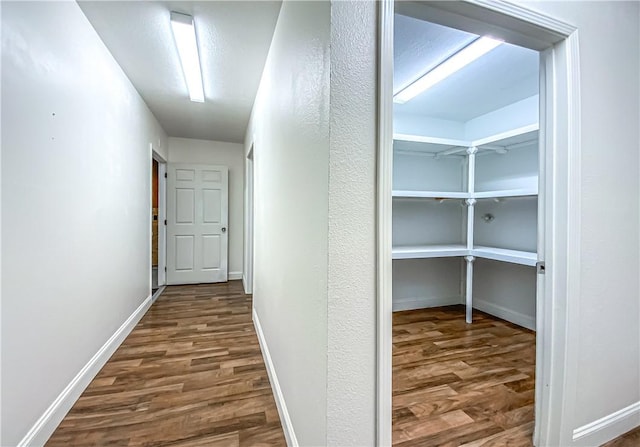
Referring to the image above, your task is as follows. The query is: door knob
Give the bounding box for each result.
[222,227,226,233]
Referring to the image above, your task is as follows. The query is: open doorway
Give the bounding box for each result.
[377,1,581,446]
[391,12,540,444]
[152,147,167,298]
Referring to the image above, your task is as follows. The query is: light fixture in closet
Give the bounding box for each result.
[393,36,503,104]
[170,11,205,103]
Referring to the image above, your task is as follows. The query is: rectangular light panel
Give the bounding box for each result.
[394,37,503,104]
[170,12,205,103]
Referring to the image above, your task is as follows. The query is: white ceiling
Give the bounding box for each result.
[78,1,281,143]
[394,14,539,122]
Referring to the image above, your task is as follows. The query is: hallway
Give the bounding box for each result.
[46,282,285,446]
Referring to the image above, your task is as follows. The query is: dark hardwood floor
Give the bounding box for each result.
[393,306,536,446]
[46,285,638,446]
[392,306,640,447]
[47,281,286,446]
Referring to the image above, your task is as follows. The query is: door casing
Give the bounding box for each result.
[376,2,581,445]
[152,146,167,293]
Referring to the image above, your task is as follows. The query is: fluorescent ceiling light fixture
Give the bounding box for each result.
[394,36,503,104]
[170,12,205,103]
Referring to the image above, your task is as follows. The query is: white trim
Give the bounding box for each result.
[465,0,576,39]
[244,144,255,295]
[157,162,167,287]
[376,1,394,445]
[535,31,582,446]
[572,402,640,444]
[152,145,167,287]
[228,271,243,281]
[393,296,462,312]
[473,298,535,331]
[18,294,154,447]
[252,308,298,447]
[152,285,166,303]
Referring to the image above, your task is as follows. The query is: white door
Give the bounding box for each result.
[167,164,228,284]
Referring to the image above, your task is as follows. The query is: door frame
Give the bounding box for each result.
[152,146,167,291]
[244,143,255,294]
[376,1,581,445]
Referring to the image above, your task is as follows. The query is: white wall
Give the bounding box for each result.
[326,1,377,444]
[518,1,640,444]
[245,1,330,445]
[246,1,377,444]
[1,2,167,445]
[168,137,244,279]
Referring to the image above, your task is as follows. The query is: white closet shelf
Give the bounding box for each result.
[392,244,537,266]
[472,246,537,266]
[393,190,470,199]
[393,133,469,147]
[472,124,539,148]
[393,125,539,151]
[473,188,538,199]
[393,189,537,199]
[392,244,468,259]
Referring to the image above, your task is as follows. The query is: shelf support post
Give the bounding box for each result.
[464,255,475,324]
[465,198,476,251]
[465,145,478,325]
[466,146,478,195]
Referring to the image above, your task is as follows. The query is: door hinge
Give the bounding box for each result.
[164,266,167,272]
[536,261,545,274]
[164,172,167,178]
[164,219,167,226]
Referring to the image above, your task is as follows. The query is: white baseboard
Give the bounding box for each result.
[392,295,462,312]
[229,271,243,281]
[18,294,154,447]
[152,285,166,303]
[252,308,298,447]
[473,298,535,331]
[573,401,640,445]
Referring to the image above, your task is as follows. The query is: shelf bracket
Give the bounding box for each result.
[466,146,478,155]
[465,198,477,207]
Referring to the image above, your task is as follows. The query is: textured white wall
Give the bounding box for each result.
[167,137,244,278]
[1,2,167,445]
[244,1,330,445]
[326,1,377,445]
[519,1,640,442]
[245,1,378,444]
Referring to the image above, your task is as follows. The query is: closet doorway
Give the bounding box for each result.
[377,2,580,446]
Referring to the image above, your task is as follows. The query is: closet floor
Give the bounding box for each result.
[392,306,536,446]
[46,281,286,447]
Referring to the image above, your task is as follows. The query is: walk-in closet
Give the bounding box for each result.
[392,9,541,445]
[393,13,540,328]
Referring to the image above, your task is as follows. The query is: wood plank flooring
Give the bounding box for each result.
[392,306,640,447]
[47,285,638,446]
[393,306,536,446]
[47,281,286,447]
